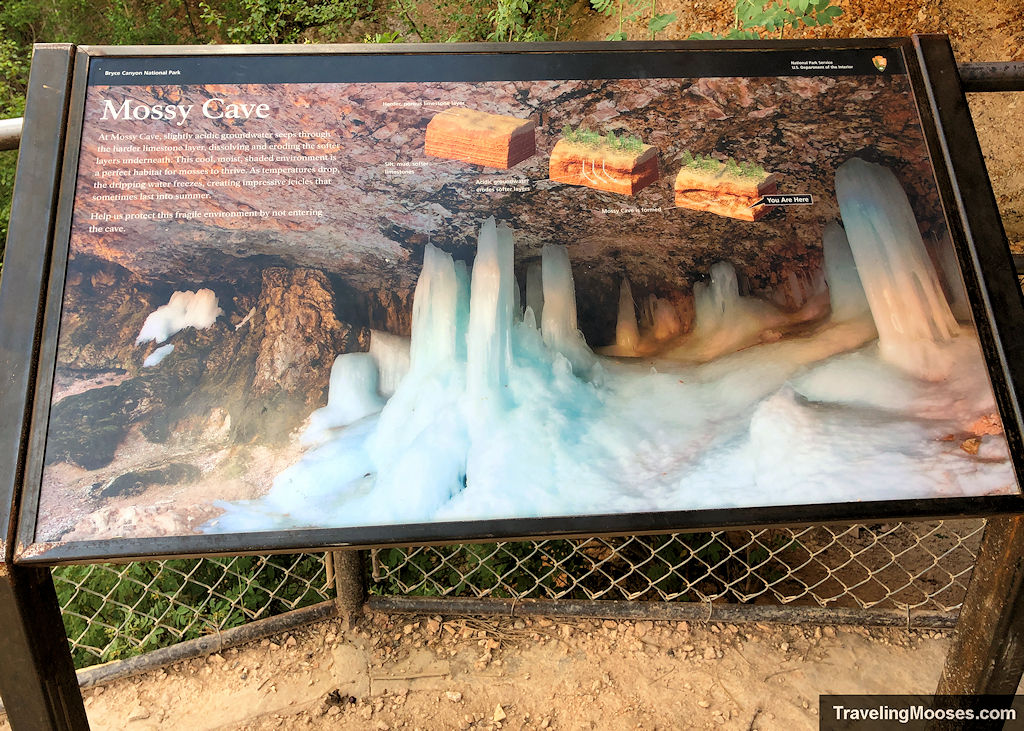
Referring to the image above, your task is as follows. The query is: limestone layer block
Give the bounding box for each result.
[674,169,779,221]
[549,139,660,196]
[424,108,537,169]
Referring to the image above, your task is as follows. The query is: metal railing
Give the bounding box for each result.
[0,117,23,151]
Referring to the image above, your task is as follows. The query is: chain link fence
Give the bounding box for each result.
[53,553,331,668]
[53,518,986,669]
[369,521,985,611]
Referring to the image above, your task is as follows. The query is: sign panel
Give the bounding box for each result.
[11,40,1024,562]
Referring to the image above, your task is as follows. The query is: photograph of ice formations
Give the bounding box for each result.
[38,71,1018,545]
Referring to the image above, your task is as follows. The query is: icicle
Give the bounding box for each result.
[616,278,640,352]
[540,244,595,373]
[466,217,515,395]
[540,244,577,346]
[513,273,522,321]
[835,158,959,380]
[410,243,459,375]
[693,262,740,335]
[454,259,471,361]
[368,330,411,398]
[639,294,655,331]
[822,221,871,322]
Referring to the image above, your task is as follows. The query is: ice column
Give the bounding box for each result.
[540,245,578,349]
[541,244,595,373]
[410,243,460,375]
[692,262,741,335]
[454,259,471,360]
[466,218,516,395]
[303,352,384,443]
[835,158,959,380]
[822,221,871,321]
[615,278,640,352]
[368,330,411,397]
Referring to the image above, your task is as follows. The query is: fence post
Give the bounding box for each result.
[0,564,89,730]
[332,550,366,625]
[936,516,1024,695]
[0,43,86,731]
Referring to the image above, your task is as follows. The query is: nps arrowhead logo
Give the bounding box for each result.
[872,55,888,72]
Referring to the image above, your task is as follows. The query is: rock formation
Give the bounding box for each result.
[549,136,659,195]
[45,266,367,470]
[674,159,779,221]
[56,255,165,371]
[424,108,536,169]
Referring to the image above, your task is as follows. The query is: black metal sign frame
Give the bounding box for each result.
[3,36,1023,567]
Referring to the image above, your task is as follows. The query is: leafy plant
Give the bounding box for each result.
[414,0,570,42]
[364,30,404,42]
[199,0,373,43]
[488,0,543,42]
[54,556,326,668]
[689,0,843,40]
[590,0,676,41]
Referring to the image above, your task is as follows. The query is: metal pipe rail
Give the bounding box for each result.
[0,118,23,152]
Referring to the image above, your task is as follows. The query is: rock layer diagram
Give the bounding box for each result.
[674,161,779,221]
[549,138,660,196]
[424,108,537,169]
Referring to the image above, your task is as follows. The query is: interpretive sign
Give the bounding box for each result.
[8,38,1024,563]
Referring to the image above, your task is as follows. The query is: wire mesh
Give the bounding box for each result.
[369,520,985,611]
[53,553,331,668]
[52,519,985,669]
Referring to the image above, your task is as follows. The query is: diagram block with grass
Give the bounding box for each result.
[424,108,537,169]
[674,153,779,221]
[549,127,660,196]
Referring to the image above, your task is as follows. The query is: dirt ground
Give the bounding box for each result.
[11,612,956,731]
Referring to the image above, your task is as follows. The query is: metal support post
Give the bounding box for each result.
[0,564,89,729]
[0,44,87,730]
[332,550,366,625]
[937,516,1024,694]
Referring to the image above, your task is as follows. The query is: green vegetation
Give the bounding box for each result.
[54,555,326,668]
[589,0,676,41]
[680,150,768,181]
[561,125,645,154]
[689,0,842,41]
[589,0,841,43]
[394,0,573,44]
[198,0,374,44]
